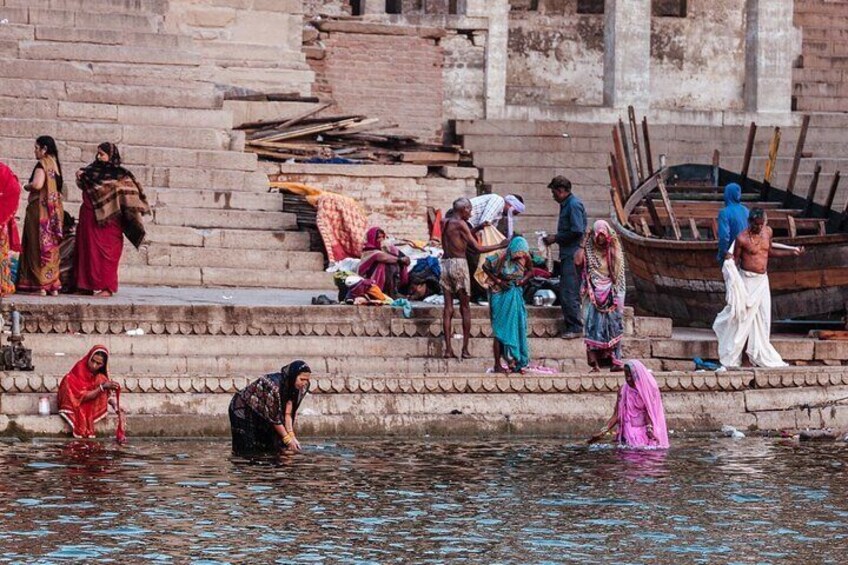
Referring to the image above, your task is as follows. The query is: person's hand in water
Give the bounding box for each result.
[288,437,302,452]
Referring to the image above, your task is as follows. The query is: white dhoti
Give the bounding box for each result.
[712,258,787,368]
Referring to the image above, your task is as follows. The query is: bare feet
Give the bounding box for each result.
[443,349,458,359]
[493,365,508,374]
[461,350,472,360]
[94,290,113,298]
[589,366,600,373]
[611,365,624,373]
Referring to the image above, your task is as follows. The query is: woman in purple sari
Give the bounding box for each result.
[589,360,669,448]
[357,227,410,298]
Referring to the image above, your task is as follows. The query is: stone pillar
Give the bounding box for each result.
[602,0,651,109]
[363,0,386,14]
[744,0,800,114]
[466,0,508,118]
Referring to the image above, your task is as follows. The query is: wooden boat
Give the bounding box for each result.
[608,110,848,327]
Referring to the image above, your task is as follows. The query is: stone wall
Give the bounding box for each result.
[650,0,747,111]
[266,163,477,240]
[506,3,605,106]
[505,0,748,111]
[305,20,447,143]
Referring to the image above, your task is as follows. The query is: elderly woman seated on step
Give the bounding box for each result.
[357,226,410,298]
[588,360,669,449]
[228,361,312,456]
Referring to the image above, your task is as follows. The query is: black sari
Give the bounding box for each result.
[228,361,310,455]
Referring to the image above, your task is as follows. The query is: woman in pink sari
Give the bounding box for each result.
[357,227,410,298]
[589,360,669,448]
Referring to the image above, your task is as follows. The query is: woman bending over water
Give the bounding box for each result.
[589,360,669,448]
[229,361,312,455]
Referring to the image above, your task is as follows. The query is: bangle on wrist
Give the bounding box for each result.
[99,384,104,392]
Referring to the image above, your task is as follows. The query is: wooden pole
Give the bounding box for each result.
[657,175,682,240]
[642,117,655,176]
[803,160,822,217]
[784,114,811,207]
[619,120,639,191]
[823,171,841,215]
[612,126,632,197]
[762,126,782,200]
[608,164,627,225]
[627,106,645,183]
[740,121,757,186]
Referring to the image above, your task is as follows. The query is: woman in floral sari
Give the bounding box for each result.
[229,361,312,456]
[357,226,410,297]
[483,236,533,373]
[0,162,21,295]
[18,136,63,295]
[57,346,123,439]
[589,360,669,448]
[581,220,626,372]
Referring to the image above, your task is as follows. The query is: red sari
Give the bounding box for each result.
[73,190,123,293]
[0,163,21,296]
[57,346,111,438]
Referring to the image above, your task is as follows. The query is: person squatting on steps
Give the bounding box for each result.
[57,345,125,440]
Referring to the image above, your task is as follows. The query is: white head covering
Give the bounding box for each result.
[504,194,525,237]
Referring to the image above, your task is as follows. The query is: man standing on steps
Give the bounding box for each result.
[441,197,508,359]
[713,208,804,368]
[543,176,586,339]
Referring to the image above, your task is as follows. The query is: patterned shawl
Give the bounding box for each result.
[583,220,626,308]
[76,145,150,249]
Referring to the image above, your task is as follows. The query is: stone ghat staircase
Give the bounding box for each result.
[458,115,848,235]
[0,0,331,289]
[2,302,847,436]
[793,0,848,112]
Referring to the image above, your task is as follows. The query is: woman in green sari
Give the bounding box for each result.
[483,236,533,373]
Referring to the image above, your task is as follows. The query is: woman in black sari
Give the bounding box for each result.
[228,361,312,455]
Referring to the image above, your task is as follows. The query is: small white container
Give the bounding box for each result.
[38,396,50,416]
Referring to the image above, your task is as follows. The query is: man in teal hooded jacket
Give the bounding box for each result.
[716,182,749,263]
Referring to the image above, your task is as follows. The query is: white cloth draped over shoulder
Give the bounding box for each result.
[712,243,787,368]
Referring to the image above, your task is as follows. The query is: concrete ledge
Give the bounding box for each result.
[315,19,446,40]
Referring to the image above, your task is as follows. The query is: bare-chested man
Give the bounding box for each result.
[441,197,508,359]
[713,208,804,368]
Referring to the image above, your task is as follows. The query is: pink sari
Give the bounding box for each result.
[616,360,669,448]
[357,227,408,295]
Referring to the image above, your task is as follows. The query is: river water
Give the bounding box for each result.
[1,437,846,564]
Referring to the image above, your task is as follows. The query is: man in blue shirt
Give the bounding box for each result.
[543,176,587,339]
[716,182,749,263]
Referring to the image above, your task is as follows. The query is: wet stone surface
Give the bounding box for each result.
[1,437,847,563]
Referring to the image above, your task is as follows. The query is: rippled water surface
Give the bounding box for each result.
[1,437,847,563]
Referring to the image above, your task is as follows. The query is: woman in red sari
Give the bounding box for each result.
[0,162,21,296]
[74,142,149,297]
[57,346,122,438]
[357,227,410,297]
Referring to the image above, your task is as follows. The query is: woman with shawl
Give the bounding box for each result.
[57,346,123,439]
[18,136,63,295]
[483,236,533,373]
[229,361,312,455]
[581,220,626,372]
[357,227,410,298]
[75,142,150,297]
[0,163,21,295]
[589,360,669,448]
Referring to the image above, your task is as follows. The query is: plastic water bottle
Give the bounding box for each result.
[38,396,50,416]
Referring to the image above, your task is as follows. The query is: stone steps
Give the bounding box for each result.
[141,225,312,251]
[33,25,189,49]
[0,76,221,109]
[129,244,325,272]
[195,41,307,68]
[4,0,169,15]
[17,40,202,66]
[117,265,335,288]
[151,206,297,231]
[0,117,230,151]
[0,6,163,33]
